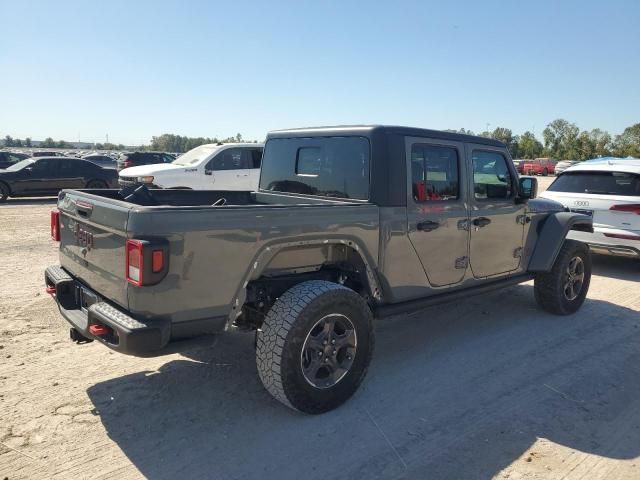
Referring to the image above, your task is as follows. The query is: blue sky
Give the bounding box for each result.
[1,0,639,145]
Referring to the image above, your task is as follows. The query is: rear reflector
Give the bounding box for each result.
[604,233,640,241]
[610,204,640,215]
[89,324,111,336]
[152,250,164,273]
[51,209,60,241]
[46,285,56,294]
[126,240,144,286]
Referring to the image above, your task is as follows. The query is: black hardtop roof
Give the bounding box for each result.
[267,125,505,148]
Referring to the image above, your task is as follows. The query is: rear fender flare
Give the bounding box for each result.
[527,212,593,272]
[228,238,382,324]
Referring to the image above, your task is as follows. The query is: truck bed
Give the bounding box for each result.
[54,187,379,341]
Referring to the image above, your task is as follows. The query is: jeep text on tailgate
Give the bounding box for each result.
[45,125,594,413]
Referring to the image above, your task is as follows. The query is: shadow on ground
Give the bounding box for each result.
[87,285,640,480]
[592,254,639,282]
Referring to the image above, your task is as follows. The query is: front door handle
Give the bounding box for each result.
[473,217,491,228]
[416,220,440,232]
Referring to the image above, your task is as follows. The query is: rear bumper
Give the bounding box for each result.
[568,230,640,258]
[45,265,171,355]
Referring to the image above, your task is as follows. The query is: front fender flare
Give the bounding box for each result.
[527,212,593,272]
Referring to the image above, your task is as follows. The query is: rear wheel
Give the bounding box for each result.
[534,240,591,315]
[256,280,374,414]
[86,180,107,189]
[542,168,549,176]
[0,182,8,202]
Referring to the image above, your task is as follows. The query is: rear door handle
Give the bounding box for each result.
[472,217,491,228]
[416,220,440,232]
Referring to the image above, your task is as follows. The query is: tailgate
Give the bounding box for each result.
[57,191,133,309]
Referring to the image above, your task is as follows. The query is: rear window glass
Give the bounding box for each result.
[259,137,370,200]
[548,172,640,196]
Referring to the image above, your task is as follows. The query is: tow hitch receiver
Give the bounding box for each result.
[69,328,93,344]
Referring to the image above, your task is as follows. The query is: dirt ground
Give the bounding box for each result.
[1,178,639,480]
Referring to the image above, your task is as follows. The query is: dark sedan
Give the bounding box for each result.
[0,151,29,169]
[0,156,117,201]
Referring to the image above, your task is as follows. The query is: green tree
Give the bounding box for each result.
[612,123,640,158]
[517,131,544,158]
[4,135,14,147]
[42,137,56,148]
[542,119,581,160]
[24,137,32,147]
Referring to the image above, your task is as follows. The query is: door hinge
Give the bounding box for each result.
[457,219,470,231]
[513,247,523,258]
[455,256,468,269]
[516,215,531,225]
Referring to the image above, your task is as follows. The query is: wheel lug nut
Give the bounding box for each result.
[324,357,329,362]
[331,339,336,345]
[323,340,328,345]
[318,351,323,357]
[332,350,337,355]
[347,355,352,360]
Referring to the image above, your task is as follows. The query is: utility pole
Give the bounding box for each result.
[106,133,109,144]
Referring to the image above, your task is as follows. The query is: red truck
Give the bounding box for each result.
[518,158,556,176]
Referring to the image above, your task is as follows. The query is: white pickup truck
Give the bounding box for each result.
[118,143,264,190]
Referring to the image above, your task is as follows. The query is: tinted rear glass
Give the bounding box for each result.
[548,171,640,196]
[259,137,370,200]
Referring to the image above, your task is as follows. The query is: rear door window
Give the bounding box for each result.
[259,137,370,200]
[250,149,262,168]
[549,171,640,196]
[411,145,459,201]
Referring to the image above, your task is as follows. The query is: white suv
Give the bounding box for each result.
[119,143,264,191]
[540,159,640,258]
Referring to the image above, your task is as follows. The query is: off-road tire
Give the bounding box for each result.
[534,240,591,315]
[256,280,374,414]
[0,182,9,202]
[86,180,107,189]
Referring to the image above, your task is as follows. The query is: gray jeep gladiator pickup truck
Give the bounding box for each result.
[45,125,593,413]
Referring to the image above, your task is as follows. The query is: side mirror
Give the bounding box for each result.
[204,169,213,176]
[24,167,33,174]
[519,176,538,200]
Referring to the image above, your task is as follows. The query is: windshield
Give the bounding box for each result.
[172,145,219,166]
[548,171,640,196]
[4,159,35,171]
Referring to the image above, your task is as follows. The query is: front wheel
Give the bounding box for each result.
[534,240,591,315]
[256,280,374,414]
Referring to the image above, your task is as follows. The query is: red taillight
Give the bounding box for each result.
[46,285,56,294]
[124,159,132,168]
[610,204,640,215]
[126,239,144,286]
[152,250,164,273]
[51,209,60,241]
[604,233,640,241]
